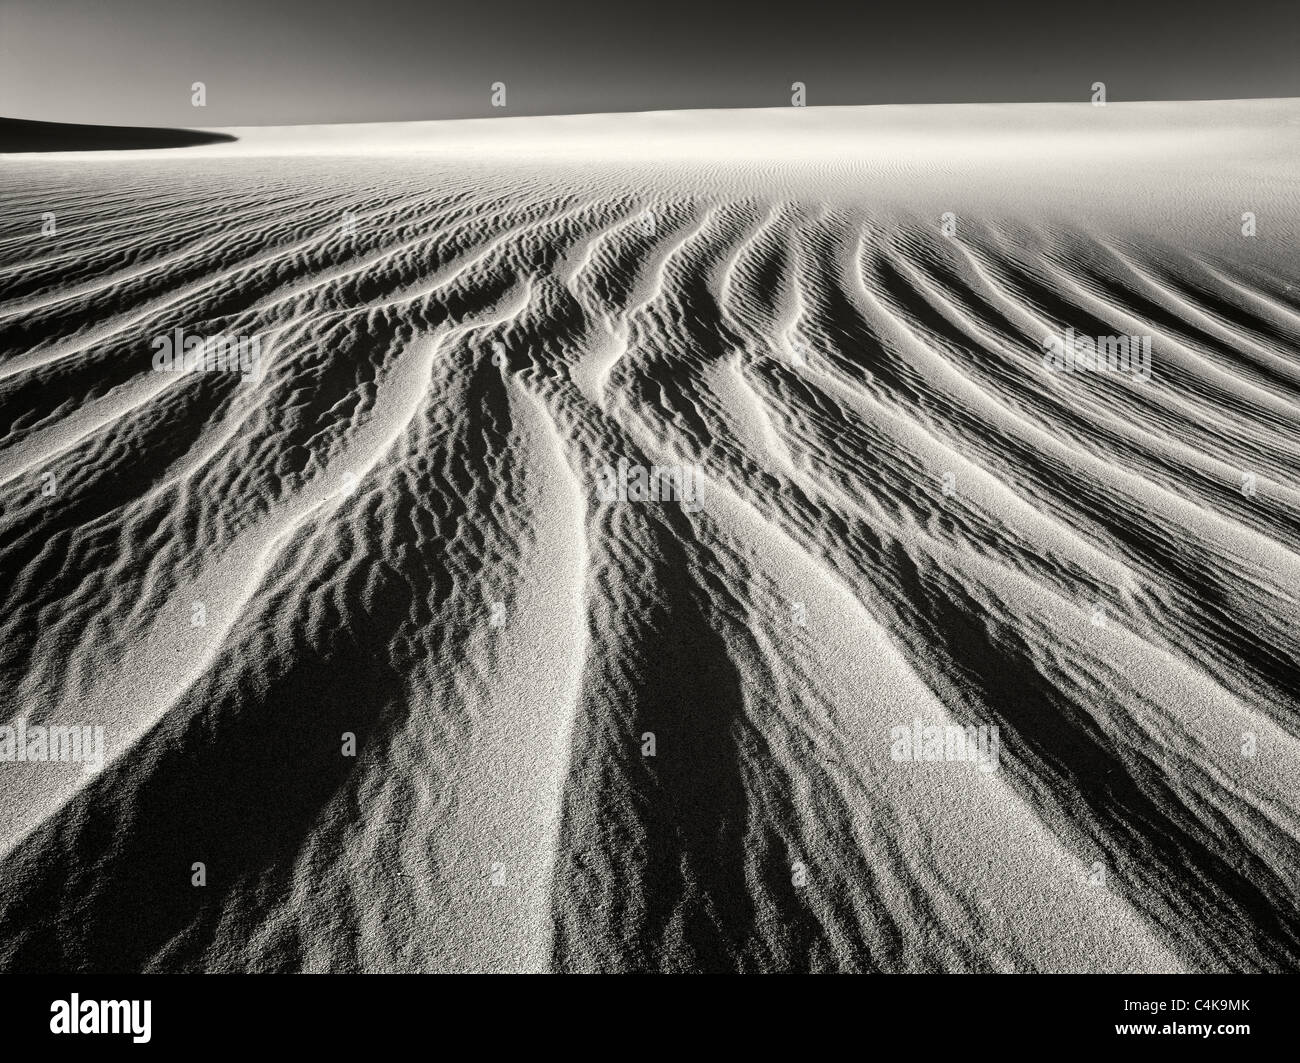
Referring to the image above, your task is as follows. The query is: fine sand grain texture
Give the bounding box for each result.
[0,101,1298,972]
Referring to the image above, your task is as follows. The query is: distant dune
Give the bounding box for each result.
[0,102,1297,972]
[0,117,236,153]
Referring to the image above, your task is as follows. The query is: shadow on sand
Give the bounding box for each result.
[0,117,235,152]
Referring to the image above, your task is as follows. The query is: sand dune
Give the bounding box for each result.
[0,101,1298,972]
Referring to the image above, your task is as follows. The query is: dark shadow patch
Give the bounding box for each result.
[0,118,235,153]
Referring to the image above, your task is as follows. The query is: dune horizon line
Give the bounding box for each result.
[6,94,1300,140]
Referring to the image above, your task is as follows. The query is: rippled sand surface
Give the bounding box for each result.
[1,102,1298,971]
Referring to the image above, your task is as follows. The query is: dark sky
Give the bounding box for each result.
[2,0,1297,126]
